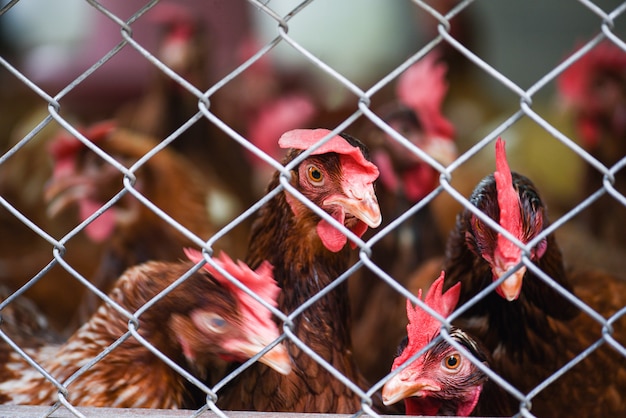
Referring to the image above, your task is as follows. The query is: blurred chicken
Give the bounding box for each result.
[44,121,231,332]
[216,129,385,413]
[116,1,255,210]
[382,272,512,416]
[557,40,626,248]
[350,53,457,383]
[442,137,626,416]
[0,250,290,408]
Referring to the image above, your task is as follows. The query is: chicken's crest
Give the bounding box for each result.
[48,120,116,161]
[183,249,280,340]
[493,137,523,269]
[557,42,626,107]
[396,53,455,139]
[278,128,379,182]
[394,271,461,369]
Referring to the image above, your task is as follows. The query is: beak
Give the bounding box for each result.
[258,342,292,375]
[382,371,441,406]
[495,266,526,301]
[423,135,457,166]
[44,176,89,218]
[324,185,382,228]
[237,340,292,376]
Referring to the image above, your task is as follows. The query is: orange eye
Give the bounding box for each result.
[307,165,324,184]
[443,353,462,370]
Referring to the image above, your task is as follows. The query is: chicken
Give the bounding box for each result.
[350,53,457,383]
[0,250,291,408]
[116,1,255,211]
[44,121,223,331]
[557,41,626,248]
[216,128,383,413]
[442,137,626,416]
[382,272,512,416]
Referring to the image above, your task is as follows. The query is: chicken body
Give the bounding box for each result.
[45,123,222,331]
[0,254,290,408]
[442,139,626,416]
[216,129,382,413]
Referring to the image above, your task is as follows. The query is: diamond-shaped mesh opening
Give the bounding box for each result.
[1,1,626,417]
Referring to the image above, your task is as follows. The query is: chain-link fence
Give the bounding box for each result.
[1,0,626,417]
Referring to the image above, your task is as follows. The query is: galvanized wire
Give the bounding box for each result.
[0,0,625,417]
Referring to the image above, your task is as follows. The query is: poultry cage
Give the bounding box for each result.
[0,0,625,417]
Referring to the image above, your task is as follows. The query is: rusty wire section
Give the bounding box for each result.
[0,0,625,417]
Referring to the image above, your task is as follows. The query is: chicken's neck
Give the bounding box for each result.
[227,190,363,412]
[247,191,355,358]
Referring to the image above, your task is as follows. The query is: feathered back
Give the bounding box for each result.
[493,137,524,267]
[396,53,455,139]
[393,271,461,369]
[183,249,280,339]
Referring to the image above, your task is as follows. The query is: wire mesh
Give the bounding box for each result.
[0,0,625,417]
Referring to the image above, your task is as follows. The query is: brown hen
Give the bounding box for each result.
[0,251,290,408]
[44,122,224,331]
[442,138,626,416]
[216,128,383,413]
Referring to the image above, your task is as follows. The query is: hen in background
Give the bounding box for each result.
[0,250,290,408]
[216,129,384,413]
[382,271,512,416]
[557,41,626,248]
[44,121,226,332]
[442,137,626,416]
[350,53,457,383]
[116,1,255,213]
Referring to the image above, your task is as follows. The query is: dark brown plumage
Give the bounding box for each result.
[0,253,290,408]
[442,138,626,416]
[216,129,383,413]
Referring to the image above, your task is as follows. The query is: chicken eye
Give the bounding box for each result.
[443,353,462,371]
[306,165,324,184]
[198,313,228,334]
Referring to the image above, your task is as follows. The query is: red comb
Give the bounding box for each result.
[147,1,195,25]
[493,137,523,265]
[247,94,317,164]
[396,53,455,139]
[394,271,461,369]
[184,249,279,333]
[558,41,626,106]
[48,120,116,161]
[278,128,379,181]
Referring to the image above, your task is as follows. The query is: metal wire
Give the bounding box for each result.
[0,0,625,417]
